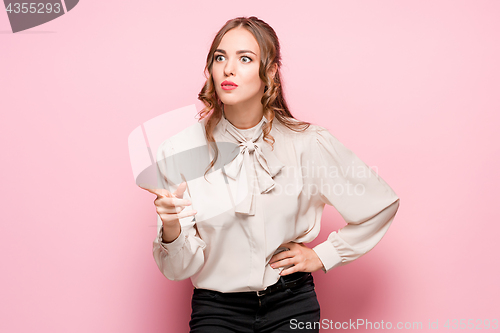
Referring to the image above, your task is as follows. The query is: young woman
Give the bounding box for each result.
[140,16,400,333]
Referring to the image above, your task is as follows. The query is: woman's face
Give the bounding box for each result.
[212,27,265,107]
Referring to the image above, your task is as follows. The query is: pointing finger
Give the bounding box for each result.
[138,184,173,198]
[174,181,188,200]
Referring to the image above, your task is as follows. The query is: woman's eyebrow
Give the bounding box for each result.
[215,49,257,56]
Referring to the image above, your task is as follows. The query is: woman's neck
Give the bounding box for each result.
[223,103,265,130]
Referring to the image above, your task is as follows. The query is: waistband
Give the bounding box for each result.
[194,271,312,297]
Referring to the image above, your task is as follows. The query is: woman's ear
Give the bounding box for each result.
[268,63,278,81]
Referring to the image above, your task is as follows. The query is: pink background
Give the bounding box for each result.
[1,1,499,332]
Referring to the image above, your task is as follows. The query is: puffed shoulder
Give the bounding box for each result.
[304,125,400,224]
[294,124,348,162]
[312,126,353,162]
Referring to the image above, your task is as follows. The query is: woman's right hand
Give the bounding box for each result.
[139,181,197,243]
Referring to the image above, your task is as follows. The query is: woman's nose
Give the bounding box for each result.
[224,59,236,76]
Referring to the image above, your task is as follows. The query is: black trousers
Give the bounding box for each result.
[189,272,321,333]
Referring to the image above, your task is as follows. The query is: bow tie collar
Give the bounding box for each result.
[220,113,284,216]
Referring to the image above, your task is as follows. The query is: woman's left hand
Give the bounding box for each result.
[269,242,324,276]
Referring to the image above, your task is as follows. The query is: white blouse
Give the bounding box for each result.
[152,112,400,293]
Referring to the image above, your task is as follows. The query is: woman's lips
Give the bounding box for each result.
[221,80,238,91]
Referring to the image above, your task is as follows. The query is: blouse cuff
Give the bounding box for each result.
[158,227,186,256]
[313,241,343,273]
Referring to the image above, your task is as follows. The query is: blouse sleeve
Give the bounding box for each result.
[310,128,400,273]
[152,138,206,281]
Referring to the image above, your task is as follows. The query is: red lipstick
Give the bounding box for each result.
[221,80,238,90]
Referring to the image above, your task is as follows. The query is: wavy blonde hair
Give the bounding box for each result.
[197,16,311,178]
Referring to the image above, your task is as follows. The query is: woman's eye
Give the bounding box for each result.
[214,54,251,63]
